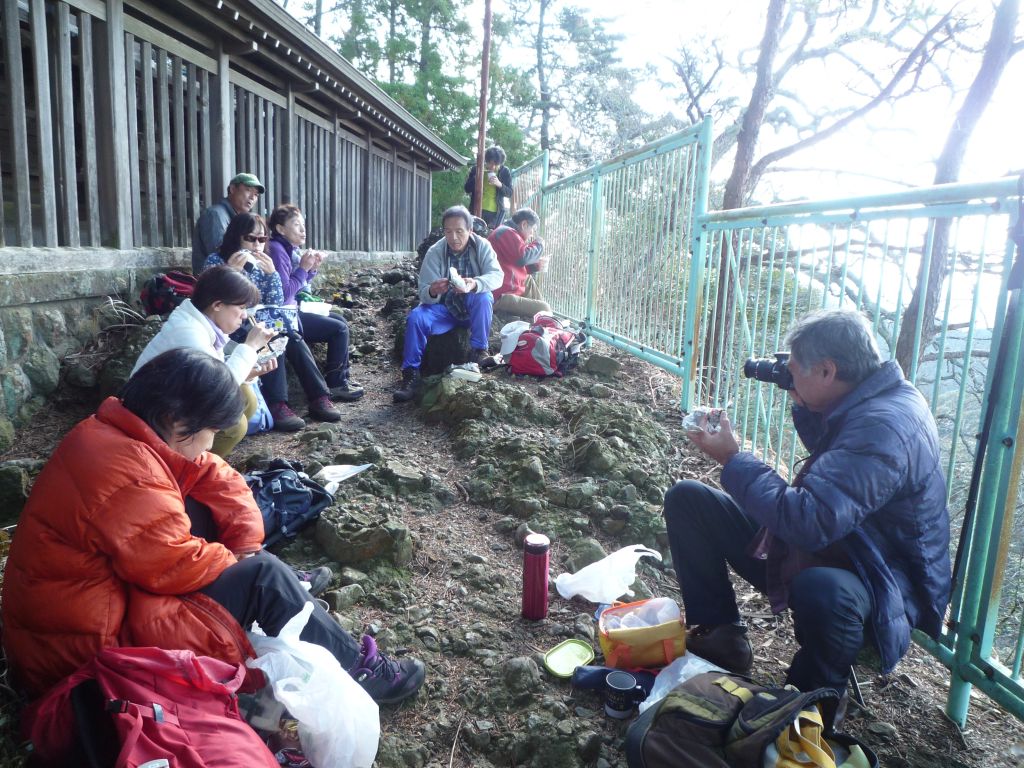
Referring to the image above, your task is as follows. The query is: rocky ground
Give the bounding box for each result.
[0,258,1022,767]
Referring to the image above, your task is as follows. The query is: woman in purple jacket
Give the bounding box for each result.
[203,213,342,431]
[267,204,364,403]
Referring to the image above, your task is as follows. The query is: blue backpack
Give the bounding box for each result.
[243,459,333,547]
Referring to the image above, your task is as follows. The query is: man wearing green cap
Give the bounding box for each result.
[191,173,265,273]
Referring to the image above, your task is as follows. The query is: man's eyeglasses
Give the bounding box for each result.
[242,234,268,243]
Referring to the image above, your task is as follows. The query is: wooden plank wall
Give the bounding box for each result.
[245,106,431,252]
[0,0,435,252]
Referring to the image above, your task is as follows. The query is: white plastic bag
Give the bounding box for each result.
[637,652,726,714]
[247,603,380,768]
[448,266,468,292]
[554,545,662,603]
[312,463,374,495]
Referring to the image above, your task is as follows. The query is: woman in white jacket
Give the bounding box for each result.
[133,265,275,456]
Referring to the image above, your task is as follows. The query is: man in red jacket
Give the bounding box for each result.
[488,208,552,320]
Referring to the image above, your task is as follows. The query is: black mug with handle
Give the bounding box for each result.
[605,670,646,719]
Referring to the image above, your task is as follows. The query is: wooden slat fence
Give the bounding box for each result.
[0,0,439,253]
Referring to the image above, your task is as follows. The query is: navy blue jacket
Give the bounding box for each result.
[720,361,951,672]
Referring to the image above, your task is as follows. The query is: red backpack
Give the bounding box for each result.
[507,314,585,377]
[24,646,277,768]
[140,271,197,316]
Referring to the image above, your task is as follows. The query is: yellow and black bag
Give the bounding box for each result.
[624,672,878,768]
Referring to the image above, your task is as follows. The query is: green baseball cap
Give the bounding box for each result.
[229,172,265,193]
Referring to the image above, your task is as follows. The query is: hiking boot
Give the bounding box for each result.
[685,623,753,674]
[330,381,365,402]
[295,566,333,598]
[308,395,342,422]
[269,402,305,432]
[393,368,421,403]
[468,347,488,366]
[349,635,426,704]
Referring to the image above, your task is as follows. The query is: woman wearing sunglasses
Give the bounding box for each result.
[204,213,342,430]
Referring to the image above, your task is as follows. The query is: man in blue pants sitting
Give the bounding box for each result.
[394,205,503,402]
[665,309,951,725]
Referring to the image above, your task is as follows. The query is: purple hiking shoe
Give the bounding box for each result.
[349,635,426,705]
[295,566,333,598]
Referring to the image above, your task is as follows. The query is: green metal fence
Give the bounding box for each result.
[510,151,549,215]
[512,118,714,372]
[516,124,1024,727]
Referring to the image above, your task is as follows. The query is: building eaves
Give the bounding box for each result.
[212,0,467,169]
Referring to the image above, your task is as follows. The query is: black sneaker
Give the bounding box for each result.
[479,354,503,371]
[685,623,753,674]
[330,382,365,402]
[295,566,333,597]
[349,635,426,704]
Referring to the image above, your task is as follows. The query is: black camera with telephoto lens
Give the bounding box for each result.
[743,352,793,390]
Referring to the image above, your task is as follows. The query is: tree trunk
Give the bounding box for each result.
[536,0,551,152]
[703,0,786,391]
[419,3,433,74]
[721,0,785,211]
[388,0,399,84]
[313,0,323,35]
[894,0,1020,371]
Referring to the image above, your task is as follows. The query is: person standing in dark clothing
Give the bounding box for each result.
[465,146,513,230]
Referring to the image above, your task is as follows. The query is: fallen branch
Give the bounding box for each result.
[448,714,466,768]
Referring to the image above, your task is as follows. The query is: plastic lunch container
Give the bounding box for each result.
[543,639,596,678]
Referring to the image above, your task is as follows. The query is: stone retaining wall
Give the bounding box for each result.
[0,247,412,452]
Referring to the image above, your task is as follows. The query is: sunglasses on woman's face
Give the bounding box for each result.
[242,234,268,243]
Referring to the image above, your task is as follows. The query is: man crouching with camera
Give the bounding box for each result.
[665,308,951,724]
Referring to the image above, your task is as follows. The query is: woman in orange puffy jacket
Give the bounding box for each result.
[1,348,424,705]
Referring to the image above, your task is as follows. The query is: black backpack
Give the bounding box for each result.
[625,672,878,768]
[244,459,333,547]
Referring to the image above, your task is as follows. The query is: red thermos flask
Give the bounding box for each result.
[522,533,550,620]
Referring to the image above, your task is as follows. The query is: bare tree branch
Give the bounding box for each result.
[895,0,1021,370]
[748,10,955,187]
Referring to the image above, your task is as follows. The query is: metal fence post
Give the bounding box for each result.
[947,215,1024,726]
[681,115,714,410]
[539,149,549,227]
[585,170,604,338]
